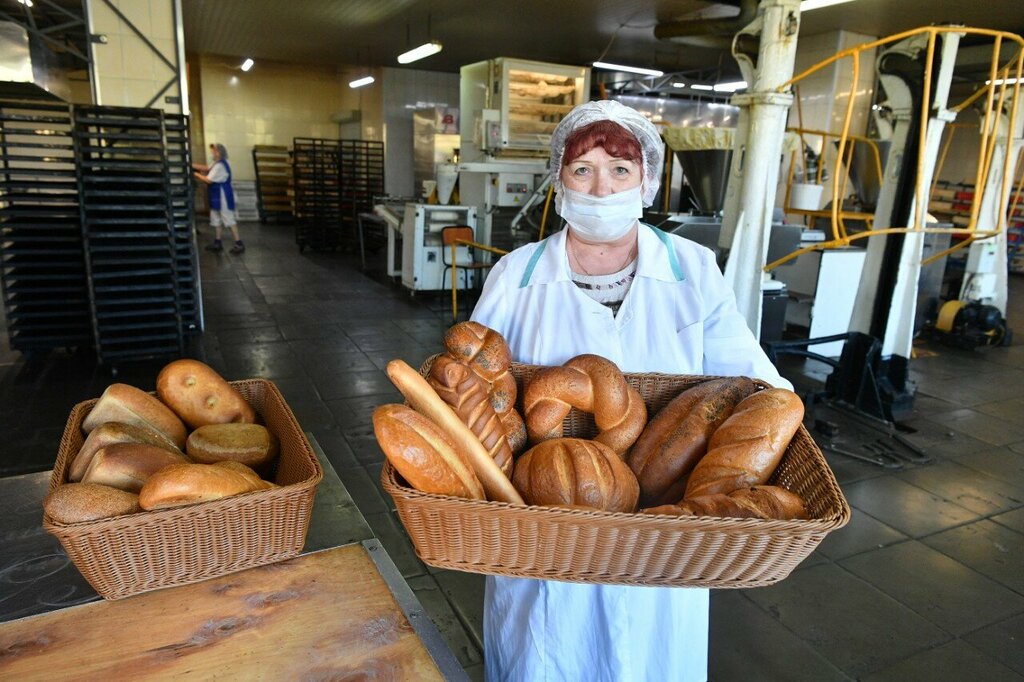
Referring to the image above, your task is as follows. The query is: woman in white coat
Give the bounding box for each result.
[471,99,793,682]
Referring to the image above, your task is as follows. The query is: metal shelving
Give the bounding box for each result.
[253,144,293,222]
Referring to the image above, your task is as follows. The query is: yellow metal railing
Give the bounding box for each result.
[766,26,1024,271]
[450,239,509,323]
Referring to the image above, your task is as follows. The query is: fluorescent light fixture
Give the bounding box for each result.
[397,41,443,64]
[690,84,714,91]
[17,0,33,6]
[987,77,1021,85]
[349,75,375,88]
[672,82,687,89]
[714,80,747,92]
[801,0,857,10]
[240,58,254,72]
[592,61,664,77]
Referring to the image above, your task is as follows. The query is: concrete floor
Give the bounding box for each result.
[2,220,1023,681]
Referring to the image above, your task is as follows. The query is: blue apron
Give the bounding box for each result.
[207,159,235,211]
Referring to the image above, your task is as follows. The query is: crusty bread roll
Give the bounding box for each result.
[138,461,271,510]
[427,355,514,476]
[70,421,183,482]
[186,423,279,471]
[628,377,756,506]
[512,438,639,513]
[443,321,526,454]
[684,389,805,499]
[156,359,255,429]
[642,485,808,521]
[372,403,486,500]
[82,443,190,493]
[43,482,141,524]
[82,383,187,449]
[523,354,647,456]
[385,360,523,504]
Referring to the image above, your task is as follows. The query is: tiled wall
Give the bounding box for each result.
[88,0,182,112]
[381,67,460,197]
[194,56,383,181]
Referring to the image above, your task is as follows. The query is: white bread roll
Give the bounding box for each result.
[70,421,183,482]
[186,423,278,471]
[138,461,272,511]
[82,383,188,449]
[43,482,140,524]
[156,359,256,429]
[81,443,190,493]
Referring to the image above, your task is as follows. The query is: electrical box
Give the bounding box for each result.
[493,172,535,207]
[401,203,478,292]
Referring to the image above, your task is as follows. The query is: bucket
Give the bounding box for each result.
[436,164,458,205]
[791,183,824,211]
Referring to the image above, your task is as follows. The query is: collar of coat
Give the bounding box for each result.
[527,223,685,286]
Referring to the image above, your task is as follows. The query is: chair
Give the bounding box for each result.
[440,225,502,323]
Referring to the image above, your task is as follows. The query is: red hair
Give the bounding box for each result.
[561,120,643,167]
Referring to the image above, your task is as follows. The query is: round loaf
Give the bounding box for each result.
[81,383,187,449]
[156,359,256,429]
[138,461,271,510]
[372,403,486,500]
[684,389,805,498]
[523,354,647,456]
[43,482,140,524]
[186,423,279,470]
[82,443,190,493]
[512,438,639,513]
[70,421,183,482]
[628,377,756,506]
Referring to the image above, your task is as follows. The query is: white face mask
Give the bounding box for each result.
[558,185,643,243]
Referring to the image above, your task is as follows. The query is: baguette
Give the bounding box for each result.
[684,389,805,498]
[627,377,756,506]
[372,404,485,500]
[385,359,524,504]
[427,355,514,476]
[82,383,187,449]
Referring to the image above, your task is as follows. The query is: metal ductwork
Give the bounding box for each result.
[0,21,70,101]
[654,0,760,49]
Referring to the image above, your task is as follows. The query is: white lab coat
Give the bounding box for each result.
[471,224,792,682]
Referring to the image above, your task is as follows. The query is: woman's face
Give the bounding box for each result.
[561,146,642,198]
[209,145,220,161]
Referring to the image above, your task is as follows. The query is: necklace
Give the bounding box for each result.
[568,237,637,276]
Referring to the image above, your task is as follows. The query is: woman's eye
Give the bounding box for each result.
[573,166,590,176]
[614,166,631,176]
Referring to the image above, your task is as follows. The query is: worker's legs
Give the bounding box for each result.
[221,208,244,253]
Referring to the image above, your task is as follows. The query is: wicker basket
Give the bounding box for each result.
[43,379,323,600]
[381,361,851,588]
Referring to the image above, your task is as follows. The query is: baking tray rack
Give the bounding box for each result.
[292,137,343,251]
[0,100,92,353]
[163,113,202,334]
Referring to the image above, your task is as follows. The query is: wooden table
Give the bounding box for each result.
[0,544,449,680]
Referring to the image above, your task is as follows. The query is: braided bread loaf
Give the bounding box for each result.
[642,485,808,520]
[523,354,647,457]
[444,322,527,453]
[427,355,514,475]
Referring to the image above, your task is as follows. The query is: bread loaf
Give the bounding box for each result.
[642,485,808,520]
[427,355,514,476]
[684,389,805,498]
[372,403,485,500]
[43,482,140,524]
[138,460,271,510]
[82,383,187,449]
[81,443,190,493]
[523,354,647,456]
[385,360,523,504]
[156,359,256,429]
[500,409,528,454]
[512,438,639,513]
[70,421,183,482]
[186,423,279,471]
[628,377,756,506]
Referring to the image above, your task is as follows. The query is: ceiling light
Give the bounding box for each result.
[714,80,748,92]
[672,82,687,89]
[801,0,858,10]
[17,0,33,6]
[987,77,1021,85]
[690,84,714,91]
[593,61,664,77]
[240,58,254,72]
[349,76,375,89]
[397,41,443,64]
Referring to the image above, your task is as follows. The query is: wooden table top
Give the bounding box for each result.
[0,544,446,681]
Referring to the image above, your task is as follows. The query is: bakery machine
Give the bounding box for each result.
[458,57,590,253]
[400,203,478,293]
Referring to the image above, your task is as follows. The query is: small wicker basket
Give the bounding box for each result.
[381,361,851,589]
[44,379,323,600]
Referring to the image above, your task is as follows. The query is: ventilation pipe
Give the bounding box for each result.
[654,0,760,50]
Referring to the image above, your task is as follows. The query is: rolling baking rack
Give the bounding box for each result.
[0,100,93,355]
[252,144,293,222]
[292,137,342,251]
[164,113,203,335]
[338,139,384,246]
[72,105,184,367]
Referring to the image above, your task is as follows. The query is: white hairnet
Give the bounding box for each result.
[550,99,664,209]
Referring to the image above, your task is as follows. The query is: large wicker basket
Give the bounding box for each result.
[381,361,851,589]
[43,379,323,600]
